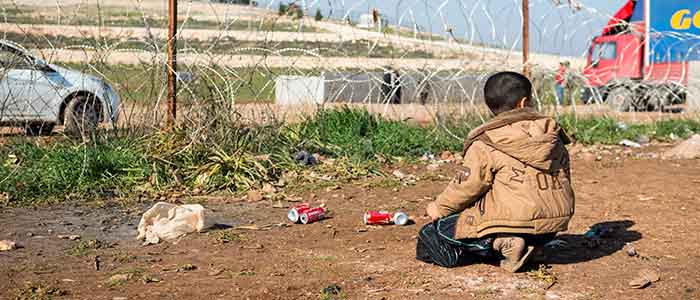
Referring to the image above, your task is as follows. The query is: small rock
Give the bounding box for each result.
[107,274,132,285]
[0,240,17,251]
[640,269,661,282]
[325,185,340,192]
[637,135,651,144]
[580,152,597,162]
[26,232,34,237]
[663,134,700,159]
[247,190,264,202]
[426,163,440,171]
[629,277,651,289]
[392,170,406,179]
[625,243,638,257]
[58,235,81,241]
[208,268,224,276]
[294,150,318,166]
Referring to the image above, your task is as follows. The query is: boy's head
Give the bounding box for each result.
[484,72,532,115]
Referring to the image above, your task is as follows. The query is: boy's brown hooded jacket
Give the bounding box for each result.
[433,108,575,239]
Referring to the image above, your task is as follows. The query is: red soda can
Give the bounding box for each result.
[287,203,311,223]
[364,211,409,226]
[364,211,393,225]
[300,207,326,224]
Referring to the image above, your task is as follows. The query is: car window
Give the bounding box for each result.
[0,48,31,69]
[591,42,617,63]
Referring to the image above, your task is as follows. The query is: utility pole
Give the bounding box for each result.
[167,0,177,129]
[522,0,530,78]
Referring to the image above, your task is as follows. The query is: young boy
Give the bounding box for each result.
[416,72,575,272]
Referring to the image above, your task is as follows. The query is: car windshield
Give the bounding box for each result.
[591,42,617,64]
[0,48,30,69]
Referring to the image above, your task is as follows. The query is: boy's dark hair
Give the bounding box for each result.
[483,72,532,115]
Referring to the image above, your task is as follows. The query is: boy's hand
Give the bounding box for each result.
[426,202,442,221]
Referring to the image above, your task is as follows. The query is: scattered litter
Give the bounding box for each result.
[544,239,568,249]
[294,150,318,166]
[58,235,81,241]
[300,207,326,224]
[619,139,642,148]
[629,269,661,289]
[288,203,311,223]
[363,211,409,226]
[0,240,17,251]
[321,283,342,298]
[420,152,435,161]
[625,243,638,257]
[136,202,205,245]
[616,122,629,131]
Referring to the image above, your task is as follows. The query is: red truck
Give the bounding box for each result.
[581,0,688,111]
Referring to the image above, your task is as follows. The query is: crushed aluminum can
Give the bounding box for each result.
[363,211,409,226]
[287,203,311,223]
[300,207,326,224]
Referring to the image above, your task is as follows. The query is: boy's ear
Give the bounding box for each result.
[517,97,528,108]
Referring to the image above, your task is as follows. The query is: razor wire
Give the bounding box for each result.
[0,0,698,138]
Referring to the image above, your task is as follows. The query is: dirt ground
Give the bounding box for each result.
[1,144,700,300]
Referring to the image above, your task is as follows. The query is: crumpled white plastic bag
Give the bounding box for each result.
[136,202,205,245]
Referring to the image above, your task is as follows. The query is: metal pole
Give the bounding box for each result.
[522,0,530,78]
[167,0,177,129]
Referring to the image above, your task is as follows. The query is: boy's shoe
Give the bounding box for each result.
[492,235,535,273]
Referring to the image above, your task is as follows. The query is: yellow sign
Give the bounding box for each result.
[670,9,700,30]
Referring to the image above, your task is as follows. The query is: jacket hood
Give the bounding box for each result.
[467,108,570,171]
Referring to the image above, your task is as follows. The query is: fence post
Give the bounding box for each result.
[522,0,530,78]
[167,0,178,129]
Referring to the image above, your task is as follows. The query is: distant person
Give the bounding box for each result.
[382,69,402,104]
[417,72,575,272]
[555,61,570,106]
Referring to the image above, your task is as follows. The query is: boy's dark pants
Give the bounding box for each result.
[416,215,556,268]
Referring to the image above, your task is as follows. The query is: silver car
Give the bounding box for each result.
[0,40,119,135]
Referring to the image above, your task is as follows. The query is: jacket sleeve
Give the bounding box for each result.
[433,142,494,217]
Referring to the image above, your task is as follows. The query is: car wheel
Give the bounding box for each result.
[64,94,100,138]
[607,87,634,112]
[25,123,55,136]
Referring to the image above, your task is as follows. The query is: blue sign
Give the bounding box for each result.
[648,0,700,63]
